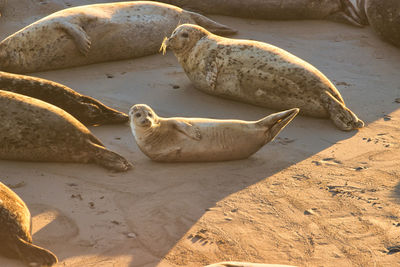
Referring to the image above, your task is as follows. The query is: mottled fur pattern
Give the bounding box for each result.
[0,71,128,126]
[166,24,364,131]
[0,91,132,171]
[0,1,235,73]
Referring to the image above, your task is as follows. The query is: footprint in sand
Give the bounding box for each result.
[30,204,79,246]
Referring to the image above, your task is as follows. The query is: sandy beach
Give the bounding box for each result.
[1,1,400,266]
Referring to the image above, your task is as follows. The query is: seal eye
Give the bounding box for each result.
[135,113,141,118]
[148,112,152,117]
[181,32,188,38]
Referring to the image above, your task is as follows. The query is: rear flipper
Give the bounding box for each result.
[92,143,133,172]
[321,91,364,131]
[14,237,58,267]
[80,96,129,125]
[356,0,369,25]
[326,0,364,27]
[187,11,237,36]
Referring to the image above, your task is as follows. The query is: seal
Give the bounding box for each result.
[205,262,295,267]
[163,24,364,131]
[357,0,400,47]
[0,71,128,126]
[0,1,236,73]
[0,90,132,171]
[146,0,363,26]
[0,181,58,266]
[129,104,299,162]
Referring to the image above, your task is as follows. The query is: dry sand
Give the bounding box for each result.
[1,1,400,266]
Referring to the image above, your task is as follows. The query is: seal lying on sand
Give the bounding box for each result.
[0,1,236,73]
[148,0,363,26]
[163,24,364,131]
[0,90,132,171]
[357,0,400,47]
[0,182,58,266]
[129,104,299,162]
[0,71,128,126]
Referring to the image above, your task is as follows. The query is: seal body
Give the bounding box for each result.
[129,104,299,162]
[0,71,128,126]
[357,0,400,47]
[0,90,132,171]
[0,1,235,73]
[149,0,363,26]
[165,24,364,131]
[0,182,58,266]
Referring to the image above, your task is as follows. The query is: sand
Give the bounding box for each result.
[0,1,400,266]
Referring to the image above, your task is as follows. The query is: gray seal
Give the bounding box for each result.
[129,104,298,162]
[0,1,236,73]
[144,0,363,26]
[0,90,132,171]
[0,71,128,126]
[164,24,364,131]
[0,181,58,266]
[357,0,400,47]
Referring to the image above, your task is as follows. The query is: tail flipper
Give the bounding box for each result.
[15,237,58,267]
[187,11,237,36]
[321,91,364,131]
[92,143,133,172]
[257,108,299,144]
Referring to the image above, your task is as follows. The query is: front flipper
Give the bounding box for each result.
[55,20,91,56]
[172,121,202,140]
[321,91,364,131]
[13,237,58,266]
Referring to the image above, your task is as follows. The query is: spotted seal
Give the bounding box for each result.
[0,90,132,171]
[163,24,364,131]
[0,181,58,266]
[144,0,363,26]
[129,104,298,162]
[0,1,236,73]
[0,71,128,126]
[357,0,400,47]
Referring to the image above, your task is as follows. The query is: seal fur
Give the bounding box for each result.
[0,1,236,73]
[145,0,363,26]
[164,24,364,131]
[129,104,299,162]
[0,90,132,171]
[357,0,400,47]
[0,71,128,126]
[0,182,58,266]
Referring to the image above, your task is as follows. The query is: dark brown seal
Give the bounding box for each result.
[0,71,128,126]
[357,0,400,47]
[150,0,363,26]
[0,90,132,171]
[0,181,58,266]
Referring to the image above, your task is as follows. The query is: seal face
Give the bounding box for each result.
[0,1,236,73]
[0,71,128,126]
[357,0,400,47]
[129,104,299,162]
[0,90,132,171]
[165,24,364,131]
[0,182,58,266]
[150,0,363,26]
